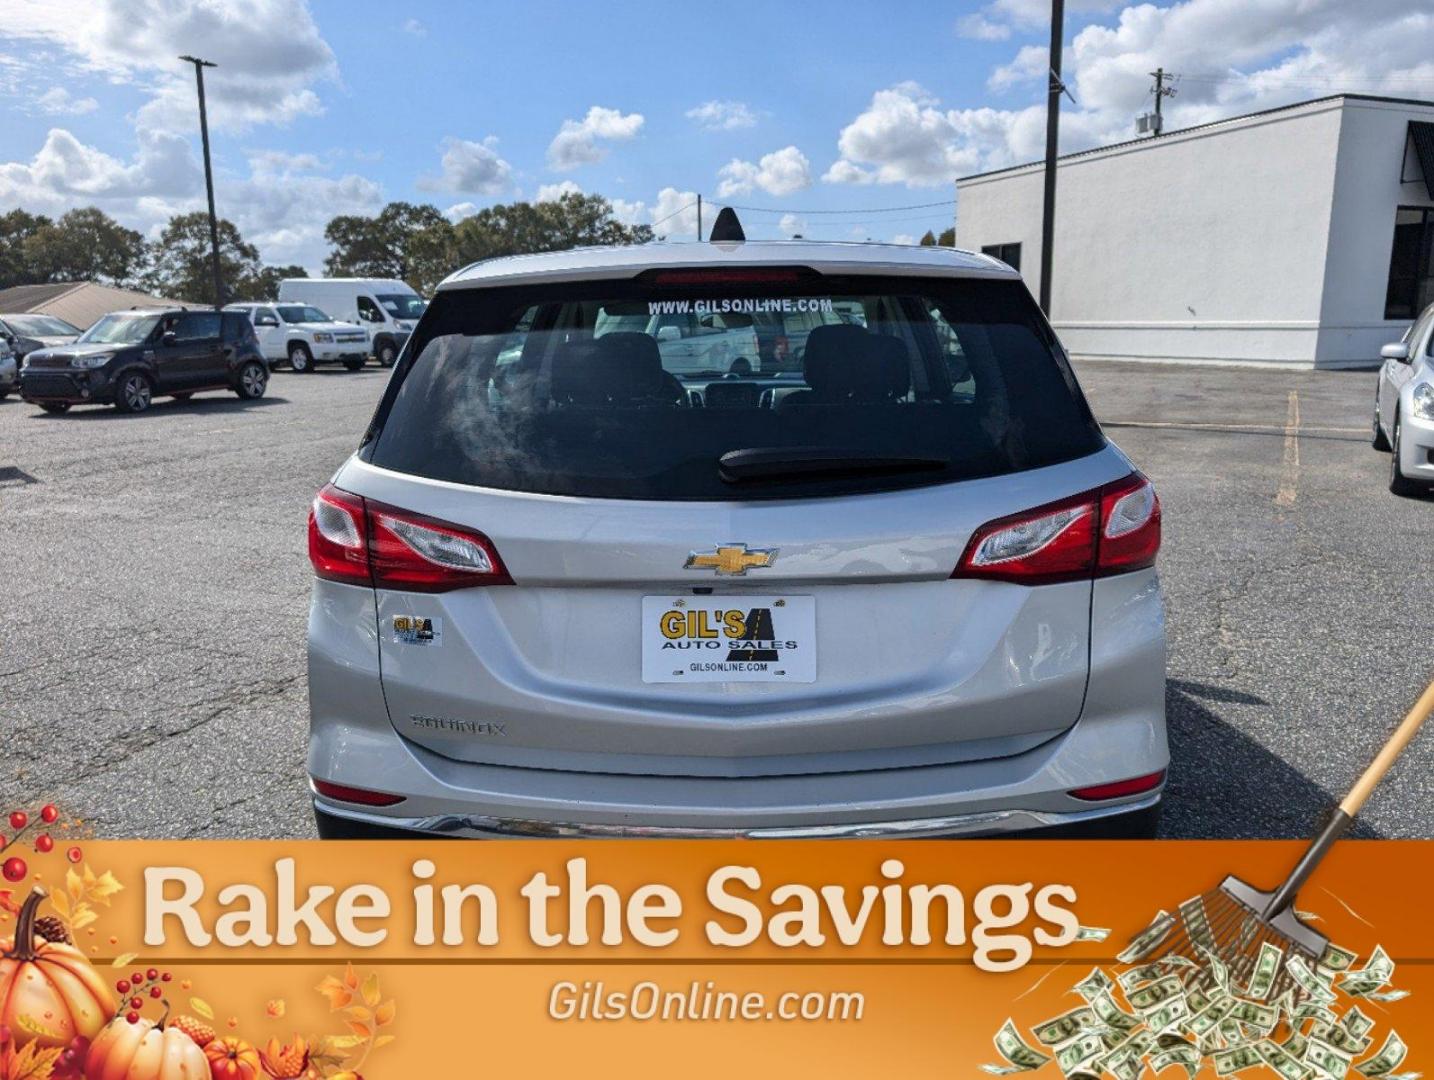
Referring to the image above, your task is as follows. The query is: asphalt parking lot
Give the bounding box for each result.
[0,360,1429,839]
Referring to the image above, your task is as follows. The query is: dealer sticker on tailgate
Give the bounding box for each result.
[641,596,816,683]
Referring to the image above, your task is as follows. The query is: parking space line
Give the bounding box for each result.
[1104,420,1360,435]
[1276,390,1300,507]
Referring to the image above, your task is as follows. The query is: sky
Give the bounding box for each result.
[2,0,1434,274]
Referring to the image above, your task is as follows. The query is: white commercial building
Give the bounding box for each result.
[955,94,1434,369]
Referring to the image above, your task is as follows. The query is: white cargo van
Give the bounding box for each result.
[277,278,426,367]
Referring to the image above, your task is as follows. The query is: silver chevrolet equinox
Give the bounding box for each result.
[307,230,1167,839]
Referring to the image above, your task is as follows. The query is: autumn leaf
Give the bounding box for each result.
[360,972,381,1008]
[319,1035,365,1053]
[47,891,70,920]
[111,952,138,968]
[315,975,353,1011]
[342,963,359,990]
[65,869,83,904]
[3,1041,64,1080]
[373,1034,396,1049]
[87,869,124,905]
[71,908,98,931]
[190,997,215,1021]
[374,1000,396,1027]
[344,1020,372,1040]
[265,999,286,1019]
[0,890,20,917]
[342,1006,371,1025]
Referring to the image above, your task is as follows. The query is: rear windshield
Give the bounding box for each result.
[362,273,1102,500]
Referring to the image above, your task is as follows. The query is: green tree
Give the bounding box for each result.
[22,208,146,286]
[0,209,53,289]
[453,192,653,266]
[250,264,309,301]
[323,202,457,296]
[141,211,266,304]
[918,230,937,246]
[937,226,955,246]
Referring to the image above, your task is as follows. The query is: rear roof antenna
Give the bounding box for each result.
[708,206,746,243]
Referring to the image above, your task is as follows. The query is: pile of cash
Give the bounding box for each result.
[983,901,1414,1080]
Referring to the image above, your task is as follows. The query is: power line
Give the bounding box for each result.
[649,200,697,229]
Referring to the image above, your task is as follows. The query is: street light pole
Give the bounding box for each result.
[1038,0,1065,316]
[180,55,224,310]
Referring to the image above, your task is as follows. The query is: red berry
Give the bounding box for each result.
[1,857,26,882]
[161,972,172,982]
[129,997,143,1010]
[8,812,26,831]
[40,805,59,824]
[146,968,159,981]
[35,834,54,853]
[150,986,162,999]
[131,972,143,985]
[116,980,130,994]
[126,1012,139,1024]
[66,846,82,864]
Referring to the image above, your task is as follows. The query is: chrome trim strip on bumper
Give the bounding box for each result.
[312,791,1161,839]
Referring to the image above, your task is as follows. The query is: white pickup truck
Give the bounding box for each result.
[224,302,371,372]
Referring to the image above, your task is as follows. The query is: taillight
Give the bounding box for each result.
[1069,769,1166,801]
[308,484,369,585]
[953,473,1159,584]
[311,778,406,807]
[306,483,512,592]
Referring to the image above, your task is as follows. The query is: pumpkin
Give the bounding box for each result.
[84,1014,208,1080]
[0,887,114,1050]
[204,1036,262,1080]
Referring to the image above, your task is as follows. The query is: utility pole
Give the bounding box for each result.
[1149,67,1176,135]
[696,194,703,242]
[1038,0,1066,316]
[180,55,224,310]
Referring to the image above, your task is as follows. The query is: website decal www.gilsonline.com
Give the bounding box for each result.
[546,980,866,1023]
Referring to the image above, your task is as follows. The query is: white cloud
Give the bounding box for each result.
[778,212,806,237]
[5,0,338,134]
[402,17,426,36]
[535,180,583,203]
[686,100,758,131]
[650,187,702,240]
[829,1,1434,186]
[35,87,99,115]
[715,145,812,198]
[547,106,645,170]
[956,13,1011,41]
[610,197,646,226]
[891,233,918,245]
[419,136,514,195]
[445,202,479,223]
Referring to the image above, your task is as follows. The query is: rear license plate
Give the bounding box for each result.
[641,595,815,683]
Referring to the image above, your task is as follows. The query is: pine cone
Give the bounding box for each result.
[34,915,70,944]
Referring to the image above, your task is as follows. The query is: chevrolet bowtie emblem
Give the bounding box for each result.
[684,544,778,576]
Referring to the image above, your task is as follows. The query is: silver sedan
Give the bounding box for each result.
[1374,301,1434,496]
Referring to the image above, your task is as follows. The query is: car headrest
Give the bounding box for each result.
[802,323,870,396]
[866,334,911,400]
[551,332,666,404]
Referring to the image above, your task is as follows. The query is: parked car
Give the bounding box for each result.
[225,302,369,372]
[306,230,1167,840]
[278,278,425,368]
[0,313,82,361]
[1373,301,1434,496]
[20,309,268,414]
[0,335,16,399]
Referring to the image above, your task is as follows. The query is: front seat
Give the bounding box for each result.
[778,323,871,408]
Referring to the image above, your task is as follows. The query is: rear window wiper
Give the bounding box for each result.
[718,446,950,483]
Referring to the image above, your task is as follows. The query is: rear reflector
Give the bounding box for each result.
[953,472,1160,585]
[311,778,406,807]
[307,483,512,592]
[1068,770,1166,802]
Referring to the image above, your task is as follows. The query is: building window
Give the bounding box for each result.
[980,242,1022,271]
[1384,207,1434,320]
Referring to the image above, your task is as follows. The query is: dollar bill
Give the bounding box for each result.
[1076,925,1112,942]
[1283,1032,1310,1059]
[1200,945,1233,993]
[1313,1021,1374,1056]
[1319,943,1359,974]
[1128,975,1185,1014]
[1355,1032,1407,1078]
[1214,1045,1264,1075]
[1341,947,1394,997]
[1118,911,1176,964]
[1179,895,1217,952]
[1186,986,1212,1015]
[1074,968,1115,1002]
[1146,997,1191,1034]
[1362,989,1409,1004]
[1259,1038,1313,1080]
[985,1019,1053,1074]
[1343,1007,1376,1040]
[1151,1044,1201,1078]
[1228,999,1279,1033]
[1187,998,1237,1039]
[1307,1037,1355,1079]
[1057,1033,1107,1075]
[1120,963,1170,992]
[1091,991,1142,1034]
[1246,941,1284,1001]
[1295,1001,1339,1028]
[1288,955,1339,1005]
[1034,1007,1100,1047]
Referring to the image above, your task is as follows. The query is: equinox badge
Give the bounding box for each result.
[684,544,778,576]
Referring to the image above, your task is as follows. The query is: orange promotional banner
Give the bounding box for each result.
[0,838,1427,1078]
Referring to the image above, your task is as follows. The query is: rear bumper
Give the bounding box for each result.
[313,792,1162,839]
[307,567,1167,838]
